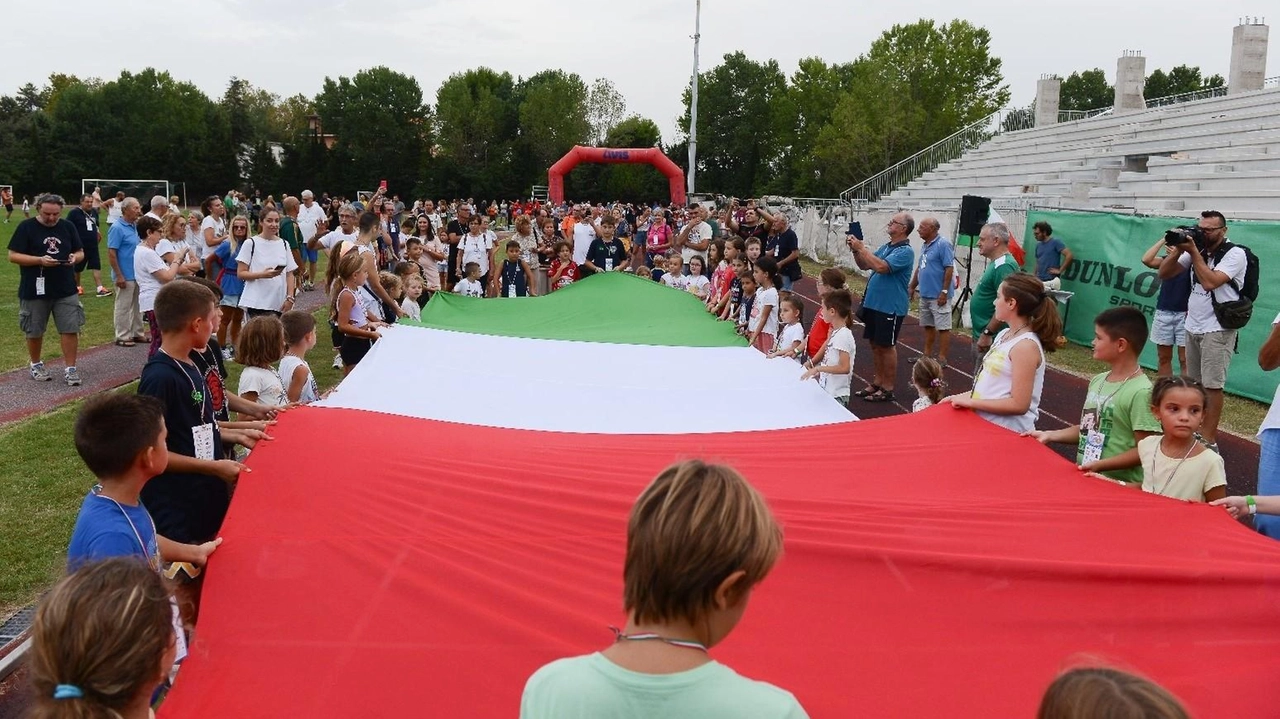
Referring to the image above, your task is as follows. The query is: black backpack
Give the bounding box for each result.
[1207,241,1259,328]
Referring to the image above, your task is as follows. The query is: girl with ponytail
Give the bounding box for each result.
[748,256,782,353]
[945,272,1063,433]
[28,558,177,719]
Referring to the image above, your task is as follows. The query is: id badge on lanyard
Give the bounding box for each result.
[35,272,46,296]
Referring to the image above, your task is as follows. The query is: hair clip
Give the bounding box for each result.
[53,684,83,700]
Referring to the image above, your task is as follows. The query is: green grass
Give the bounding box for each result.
[799,256,1269,440]
[0,210,120,372]
[0,307,343,618]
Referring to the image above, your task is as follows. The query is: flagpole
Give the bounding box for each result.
[687,0,701,197]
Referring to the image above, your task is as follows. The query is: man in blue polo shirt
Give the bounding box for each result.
[107,197,144,345]
[847,212,916,403]
[1032,221,1072,290]
[907,217,955,367]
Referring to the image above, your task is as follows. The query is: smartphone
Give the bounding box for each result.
[274,264,287,272]
[379,179,388,191]
[848,221,864,240]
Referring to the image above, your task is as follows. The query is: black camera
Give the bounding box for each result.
[1164,225,1206,249]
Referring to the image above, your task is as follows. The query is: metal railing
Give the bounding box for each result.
[1265,76,1280,89]
[1145,85,1230,108]
[1057,106,1113,122]
[839,107,1035,205]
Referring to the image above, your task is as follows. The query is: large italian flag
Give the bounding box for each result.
[160,273,1280,718]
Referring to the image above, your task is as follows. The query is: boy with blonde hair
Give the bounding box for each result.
[521,460,807,718]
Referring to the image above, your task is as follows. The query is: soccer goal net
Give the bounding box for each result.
[82,179,171,208]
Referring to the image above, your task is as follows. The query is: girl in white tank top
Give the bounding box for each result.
[944,273,1062,434]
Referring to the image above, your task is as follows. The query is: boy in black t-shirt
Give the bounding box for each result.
[138,281,267,547]
[584,215,627,274]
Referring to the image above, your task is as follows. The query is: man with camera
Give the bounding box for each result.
[1157,210,1249,451]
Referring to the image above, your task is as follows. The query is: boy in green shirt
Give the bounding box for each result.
[1027,307,1161,484]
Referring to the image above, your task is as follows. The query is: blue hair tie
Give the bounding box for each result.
[53,684,83,699]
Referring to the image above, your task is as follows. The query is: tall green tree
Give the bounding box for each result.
[678,51,788,198]
[1060,69,1112,111]
[315,66,431,199]
[432,67,518,198]
[587,78,627,146]
[1145,65,1225,100]
[812,19,1009,195]
[778,57,855,196]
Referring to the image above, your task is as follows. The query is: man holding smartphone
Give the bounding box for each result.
[7,193,85,385]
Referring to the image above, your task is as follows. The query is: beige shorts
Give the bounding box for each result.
[1186,330,1237,390]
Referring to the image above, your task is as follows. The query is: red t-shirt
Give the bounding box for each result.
[711,262,733,304]
[549,260,579,291]
[807,312,831,360]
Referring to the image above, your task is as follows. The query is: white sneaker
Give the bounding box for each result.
[30,362,51,381]
[332,353,343,370]
[64,367,82,386]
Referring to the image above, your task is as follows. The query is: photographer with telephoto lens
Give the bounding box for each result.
[1157,210,1248,452]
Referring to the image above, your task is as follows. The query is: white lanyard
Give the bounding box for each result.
[93,488,160,571]
[1153,438,1197,495]
[1094,369,1142,416]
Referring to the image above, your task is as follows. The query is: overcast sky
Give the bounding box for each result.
[5,0,1276,143]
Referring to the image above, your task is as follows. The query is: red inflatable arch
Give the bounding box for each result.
[547,146,686,206]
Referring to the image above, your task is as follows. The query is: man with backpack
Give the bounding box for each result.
[1158,210,1257,451]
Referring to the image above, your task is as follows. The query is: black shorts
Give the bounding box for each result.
[859,307,905,348]
[75,242,101,272]
[330,323,343,349]
[340,334,374,365]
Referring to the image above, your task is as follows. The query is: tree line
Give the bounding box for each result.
[0,19,1019,203]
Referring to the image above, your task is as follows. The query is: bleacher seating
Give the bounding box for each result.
[877,86,1280,220]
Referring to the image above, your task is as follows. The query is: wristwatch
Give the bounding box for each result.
[981,328,995,336]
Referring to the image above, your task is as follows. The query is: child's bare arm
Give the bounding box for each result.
[1080,446,1140,473]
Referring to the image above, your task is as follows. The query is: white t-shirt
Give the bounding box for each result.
[297,202,328,244]
[314,228,357,252]
[460,233,493,276]
[236,236,298,312]
[106,201,122,225]
[400,297,421,321]
[686,274,710,298]
[455,278,484,297]
[661,272,689,291]
[278,354,319,404]
[1179,245,1248,335]
[238,366,286,407]
[776,322,805,360]
[156,239,179,260]
[819,326,855,398]
[752,286,779,337]
[134,245,167,313]
[572,222,596,265]
[681,220,712,264]
[199,216,226,259]
[184,227,204,260]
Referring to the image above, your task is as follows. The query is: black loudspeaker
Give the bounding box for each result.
[958,194,992,236]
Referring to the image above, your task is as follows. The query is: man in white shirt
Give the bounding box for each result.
[309,204,358,254]
[296,189,328,290]
[571,206,596,268]
[144,195,169,221]
[676,205,712,275]
[1158,210,1249,449]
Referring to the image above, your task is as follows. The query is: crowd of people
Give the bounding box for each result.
[6,183,1272,717]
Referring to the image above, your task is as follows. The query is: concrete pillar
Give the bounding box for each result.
[1229,21,1269,94]
[1035,76,1061,126]
[1114,51,1147,113]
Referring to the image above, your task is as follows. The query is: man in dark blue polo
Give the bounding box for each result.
[7,193,85,385]
[68,193,110,297]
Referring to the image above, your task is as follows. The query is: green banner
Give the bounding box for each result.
[1024,210,1279,404]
